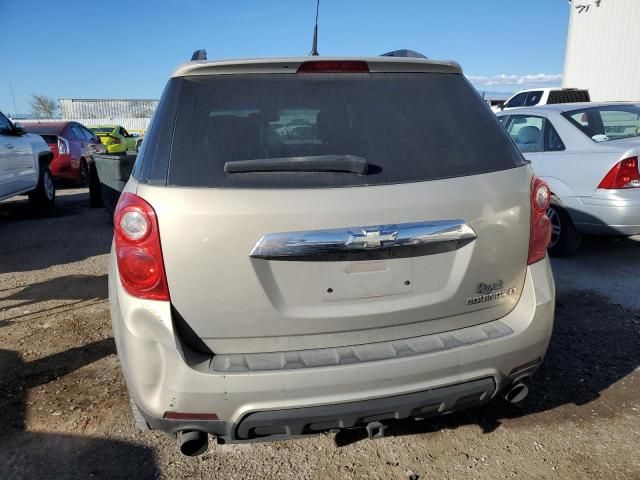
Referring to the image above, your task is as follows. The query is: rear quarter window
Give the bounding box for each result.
[143,72,525,188]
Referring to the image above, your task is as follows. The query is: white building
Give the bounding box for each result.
[59,98,158,119]
[563,0,640,102]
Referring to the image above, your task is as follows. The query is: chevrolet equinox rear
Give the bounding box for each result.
[109,55,555,456]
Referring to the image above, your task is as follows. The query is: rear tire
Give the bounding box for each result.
[547,204,582,256]
[28,166,56,210]
[129,394,150,431]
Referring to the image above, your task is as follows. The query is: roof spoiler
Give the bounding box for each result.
[191,49,207,61]
[380,49,427,59]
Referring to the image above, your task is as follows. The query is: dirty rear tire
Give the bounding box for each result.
[547,204,582,256]
[129,395,150,431]
[28,166,56,210]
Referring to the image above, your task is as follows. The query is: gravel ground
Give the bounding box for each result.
[0,188,639,480]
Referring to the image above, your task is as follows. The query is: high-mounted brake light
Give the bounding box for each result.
[598,156,640,189]
[114,193,169,300]
[297,60,370,73]
[528,177,552,265]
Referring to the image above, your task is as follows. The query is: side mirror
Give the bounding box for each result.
[13,122,26,135]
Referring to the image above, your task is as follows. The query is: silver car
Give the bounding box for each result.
[109,54,556,456]
[497,103,640,255]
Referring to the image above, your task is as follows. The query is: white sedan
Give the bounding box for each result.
[497,102,640,255]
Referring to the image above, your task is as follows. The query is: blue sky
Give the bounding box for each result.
[0,0,569,116]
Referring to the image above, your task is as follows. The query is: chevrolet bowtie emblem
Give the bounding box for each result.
[346,230,398,248]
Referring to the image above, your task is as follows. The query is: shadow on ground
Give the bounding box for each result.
[0,191,112,275]
[0,343,159,479]
[336,289,640,446]
[1,274,107,312]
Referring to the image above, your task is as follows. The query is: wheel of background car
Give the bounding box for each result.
[546,204,582,257]
[28,166,56,210]
[79,158,89,186]
[88,163,104,209]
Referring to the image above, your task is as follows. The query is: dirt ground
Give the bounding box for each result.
[1,188,639,480]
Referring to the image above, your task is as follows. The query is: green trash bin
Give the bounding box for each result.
[93,153,137,215]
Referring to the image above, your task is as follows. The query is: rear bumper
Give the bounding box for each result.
[566,190,640,236]
[109,254,555,442]
[147,377,496,442]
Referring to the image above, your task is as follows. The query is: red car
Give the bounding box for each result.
[23,121,104,183]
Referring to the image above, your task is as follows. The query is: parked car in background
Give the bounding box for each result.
[497,102,640,255]
[22,121,104,184]
[496,88,590,112]
[89,125,143,153]
[110,53,555,456]
[0,111,55,208]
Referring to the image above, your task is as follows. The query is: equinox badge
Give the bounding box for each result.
[466,280,517,305]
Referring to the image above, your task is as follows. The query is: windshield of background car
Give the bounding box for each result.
[157,73,526,188]
[563,105,640,142]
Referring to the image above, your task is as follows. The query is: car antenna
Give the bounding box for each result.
[310,0,320,56]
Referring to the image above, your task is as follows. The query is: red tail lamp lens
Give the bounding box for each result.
[528,177,552,265]
[114,193,169,300]
[598,157,640,189]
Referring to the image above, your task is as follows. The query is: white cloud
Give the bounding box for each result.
[466,73,563,88]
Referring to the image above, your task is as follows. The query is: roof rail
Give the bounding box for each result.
[191,49,207,61]
[380,49,427,59]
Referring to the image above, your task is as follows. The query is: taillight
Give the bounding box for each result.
[528,177,552,265]
[114,193,169,300]
[297,60,370,73]
[598,156,640,189]
[57,137,69,155]
[108,134,122,144]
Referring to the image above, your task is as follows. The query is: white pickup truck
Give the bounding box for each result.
[0,111,55,209]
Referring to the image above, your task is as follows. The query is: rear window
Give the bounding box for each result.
[547,89,590,104]
[90,127,115,133]
[563,105,640,142]
[151,73,524,188]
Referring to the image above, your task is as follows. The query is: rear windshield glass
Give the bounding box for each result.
[166,73,524,188]
[547,90,590,104]
[563,105,640,142]
[90,127,115,133]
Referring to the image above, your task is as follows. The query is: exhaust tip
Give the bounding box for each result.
[504,381,529,404]
[179,430,209,456]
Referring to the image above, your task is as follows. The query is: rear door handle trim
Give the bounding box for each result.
[250,219,477,261]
